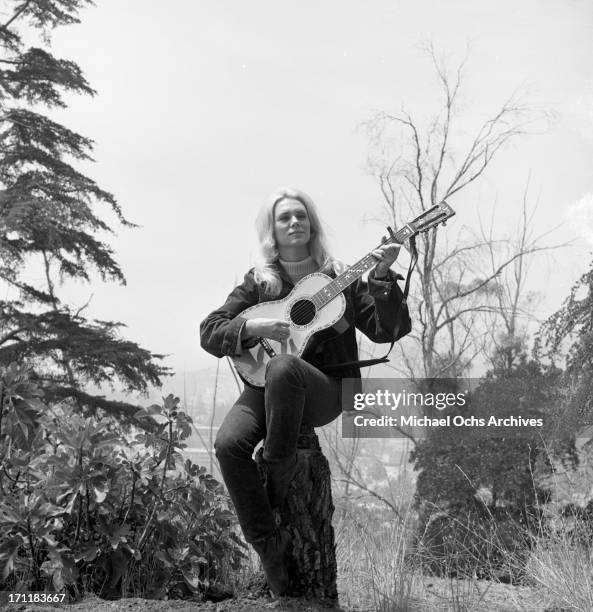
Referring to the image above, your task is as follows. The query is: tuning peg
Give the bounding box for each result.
[442,221,447,226]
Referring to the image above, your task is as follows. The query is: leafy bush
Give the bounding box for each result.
[0,363,243,599]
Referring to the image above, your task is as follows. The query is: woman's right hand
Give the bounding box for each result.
[244,318,291,342]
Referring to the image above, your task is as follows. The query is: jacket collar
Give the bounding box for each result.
[274,261,294,287]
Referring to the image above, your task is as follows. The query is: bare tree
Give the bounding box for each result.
[364,45,553,377]
[328,49,567,522]
[479,177,568,371]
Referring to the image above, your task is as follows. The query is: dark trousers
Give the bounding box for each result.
[214,354,342,543]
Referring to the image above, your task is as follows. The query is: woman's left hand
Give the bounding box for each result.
[372,243,401,278]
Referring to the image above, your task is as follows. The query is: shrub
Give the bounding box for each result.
[0,363,243,599]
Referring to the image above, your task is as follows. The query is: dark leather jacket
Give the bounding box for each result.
[200,264,411,380]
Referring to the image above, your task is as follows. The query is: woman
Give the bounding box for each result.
[199,188,410,595]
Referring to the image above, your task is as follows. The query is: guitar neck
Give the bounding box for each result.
[313,223,417,308]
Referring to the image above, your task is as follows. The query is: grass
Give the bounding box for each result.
[524,523,593,611]
[334,499,593,611]
[335,503,417,611]
[329,436,505,611]
[335,510,495,611]
[333,497,550,611]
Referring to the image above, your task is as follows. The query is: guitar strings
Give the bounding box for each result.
[287,251,383,320]
[283,228,413,323]
[281,252,380,325]
[287,262,368,320]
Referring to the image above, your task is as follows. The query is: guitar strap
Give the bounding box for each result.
[322,235,418,373]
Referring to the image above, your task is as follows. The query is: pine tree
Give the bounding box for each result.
[0,1,168,423]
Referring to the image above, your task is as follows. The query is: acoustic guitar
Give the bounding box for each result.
[232,201,455,387]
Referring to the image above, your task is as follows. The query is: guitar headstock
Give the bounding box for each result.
[409,201,456,234]
[384,201,456,244]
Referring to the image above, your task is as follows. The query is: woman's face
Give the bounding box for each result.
[273,198,311,249]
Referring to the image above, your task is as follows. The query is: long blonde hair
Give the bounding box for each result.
[253,188,337,297]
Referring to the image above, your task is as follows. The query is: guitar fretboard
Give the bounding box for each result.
[312,223,416,308]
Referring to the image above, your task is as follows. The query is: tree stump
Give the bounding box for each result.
[255,424,338,603]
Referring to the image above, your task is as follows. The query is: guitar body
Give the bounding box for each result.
[233,272,346,388]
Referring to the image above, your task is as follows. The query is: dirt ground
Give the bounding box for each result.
[2,593,336,612]
[1,575,556,612]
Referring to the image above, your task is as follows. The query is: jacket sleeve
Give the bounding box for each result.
[351,268,411,343]
[199,271,260,358]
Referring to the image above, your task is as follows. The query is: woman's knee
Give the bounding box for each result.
[265,354,306,385]
[214,427,255,461]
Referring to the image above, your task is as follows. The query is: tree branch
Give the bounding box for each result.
[1,0,33,32]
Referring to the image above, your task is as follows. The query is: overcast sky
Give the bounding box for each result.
[36,0,593,377]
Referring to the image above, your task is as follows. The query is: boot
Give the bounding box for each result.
[252,528,291,596]
[264,455,298,508]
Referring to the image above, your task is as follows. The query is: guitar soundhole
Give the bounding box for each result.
[290,299,316,326]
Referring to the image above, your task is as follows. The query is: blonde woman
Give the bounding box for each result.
[200,188,410,595]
